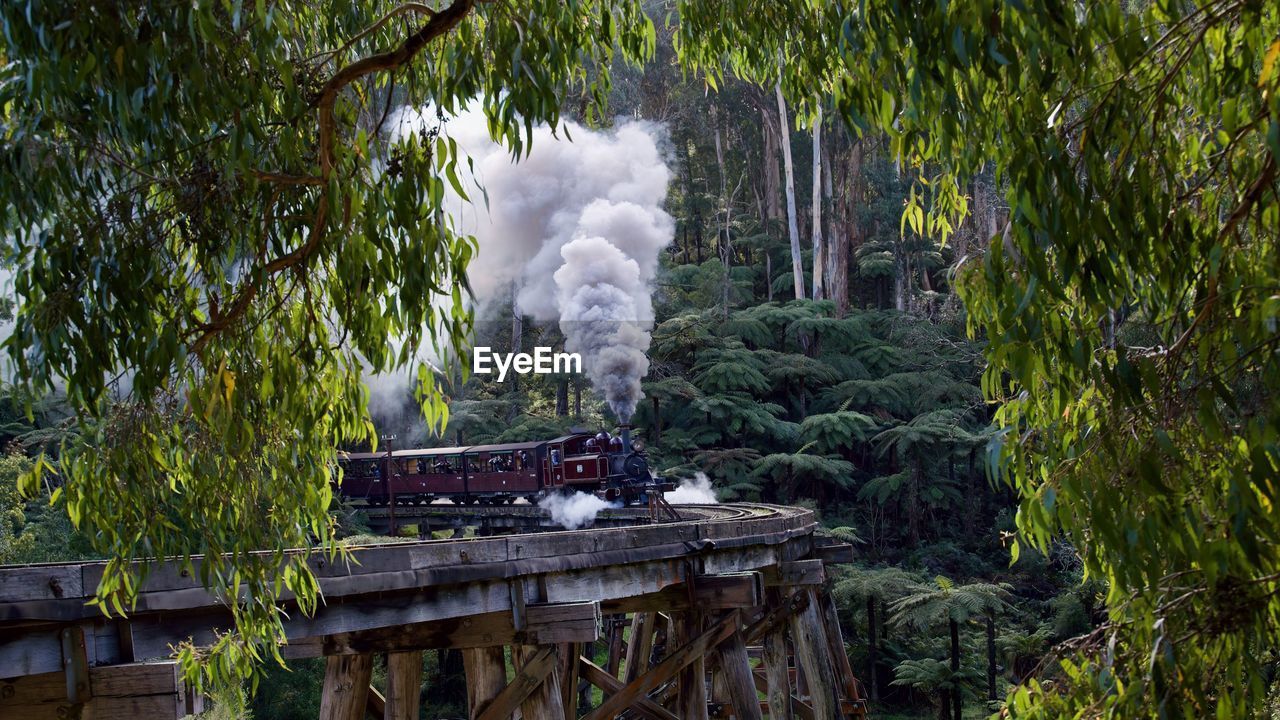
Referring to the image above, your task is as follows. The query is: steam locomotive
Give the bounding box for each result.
[336,427,660,506]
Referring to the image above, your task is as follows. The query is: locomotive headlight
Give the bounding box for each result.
[631,439,644,452]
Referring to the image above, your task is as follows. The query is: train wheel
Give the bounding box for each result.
[450,496,463,505]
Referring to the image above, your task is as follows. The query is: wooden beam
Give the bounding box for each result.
[788,590,838,720]
[582,611,740,720]
[461,647,505,720]
[674,611,708,720]
[475,646,557,720]
[366,686,386,718]
[559,642,581,718]
[514,645,566,720]
[319,654,373,720]
[0,662,185,720]
[714,629,763,720]
[763,560,825,587]
[605,617,625,677]
[761,620,793,720]
[818,591,864,708]
[384,651,422,720]
[812,543,855,565]
[623,612,655,684]
[578,658,677,720]
[602,573,764,614]
[750,669,814,720]
[288,601,601,657]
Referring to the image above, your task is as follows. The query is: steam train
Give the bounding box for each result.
[336,427,660,506]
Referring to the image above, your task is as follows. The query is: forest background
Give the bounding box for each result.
[2,0,1278,718]
[2,15,1095,720]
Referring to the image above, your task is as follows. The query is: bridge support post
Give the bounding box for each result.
[558,642,581,717]
[384,650,422,720]
[789,589,839,719]
[715,628,763,720]
[623,612,654,683]
[319,654,372,720]
[462,647,506,720]
[674,611,708,720]
[761,620,793,719]
[514,644,566,720]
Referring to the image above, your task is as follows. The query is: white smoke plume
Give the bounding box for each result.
[539,490,620,530]
[391,104,674,423]
[665,473,718,505]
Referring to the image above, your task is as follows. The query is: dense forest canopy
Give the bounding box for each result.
[2,0,1279,718]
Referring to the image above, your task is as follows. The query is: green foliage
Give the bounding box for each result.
[678,0,1280,712]
[0,0,659,691]
[0,455,35,564]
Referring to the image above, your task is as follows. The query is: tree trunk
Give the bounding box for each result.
[867,595,879,702]
[651,396,661,443]
[775,81,804,300]
[950,618,962,720]
[824,130,845,315]
[573,380,581,418]
[556,378,568,416]
[810,107,824,301]
[714,108,732,318]
[987,611,997,701]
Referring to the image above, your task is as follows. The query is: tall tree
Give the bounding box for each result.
[810,107,824,301]
[890,577,1011,720]
[775,81,804,300]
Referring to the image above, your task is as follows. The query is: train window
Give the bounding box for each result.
[416,459,427,474]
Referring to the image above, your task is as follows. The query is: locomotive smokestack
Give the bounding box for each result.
[620,424,632,452]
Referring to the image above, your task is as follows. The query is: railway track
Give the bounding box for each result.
[0,503,865,719]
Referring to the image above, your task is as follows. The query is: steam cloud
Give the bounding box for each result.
[664,473,718,505]
[539,490,620,530]
[393,105,674,423]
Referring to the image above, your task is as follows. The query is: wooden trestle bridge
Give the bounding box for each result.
[0,503,866,719]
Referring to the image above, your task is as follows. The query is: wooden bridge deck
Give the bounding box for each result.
[0,503,864,720]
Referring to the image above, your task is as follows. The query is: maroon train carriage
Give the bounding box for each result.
[334,429,660,506]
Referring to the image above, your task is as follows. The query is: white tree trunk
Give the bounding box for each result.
[776,81,805,301]
[810,107,824,301]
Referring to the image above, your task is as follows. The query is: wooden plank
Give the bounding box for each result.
[288,601,600,657]
[462,647,506,720]
[819,591,864,706]
[788,590,838,720]
[559,642,580,719]
[750,670,813,720]
[367,686,386,717]
[674,611,708,720]
[0,662,182,720]
[60,626,90,705]
[582,611,740,720]
[623,612,655,684]
[761,620,793,720]
[813,543,855,565]
[605,617,625,677]
[514,645,566,720]
[603,572,764,614]
[714,629,763,720]
[0,565,84,603]
[763,560,825,587]
[475,645,556,720]
[319,654,373,720]
[577,658,677,720]
[384,651,422,720]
